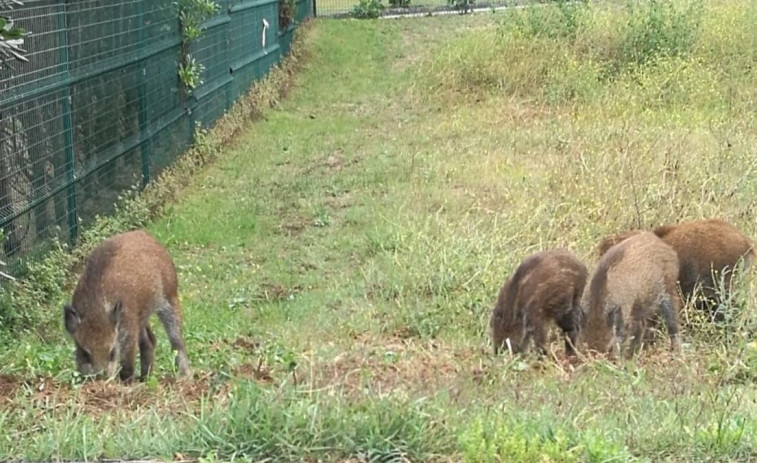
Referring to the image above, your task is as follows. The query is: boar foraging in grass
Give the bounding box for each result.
[653,219,754,318]
[64,230,191,382]
[490,248,588,356]
[597,219,755,319]
[584,232,681,358]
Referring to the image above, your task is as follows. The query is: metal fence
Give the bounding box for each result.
[0,0,311,262]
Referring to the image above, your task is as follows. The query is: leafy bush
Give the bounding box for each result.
[498,0,586,40]
[619,0,704,66]
[351,0,384,18]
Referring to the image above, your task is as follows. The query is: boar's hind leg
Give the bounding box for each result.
[606,306,623,357]
[139,324,157,380]
[627,313,647,358]
[157,296,192,377]
[531,323,548,356]
[660,296,682,353]
[557,310,581,356]
[120,335,138,383]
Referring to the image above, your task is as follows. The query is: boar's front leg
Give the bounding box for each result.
[139,324,157,380]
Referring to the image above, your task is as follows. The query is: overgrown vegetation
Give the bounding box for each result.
[422,0,753,109]
[4,1,757,461]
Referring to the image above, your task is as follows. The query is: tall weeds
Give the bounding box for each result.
[420,0,755,111]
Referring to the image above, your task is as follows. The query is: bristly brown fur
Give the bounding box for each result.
[64,229,191,383]
[597,229,643,258]
[490,248,588,357]
[583,232,681,358]
[597,218,755,318]
[652,219,754,315]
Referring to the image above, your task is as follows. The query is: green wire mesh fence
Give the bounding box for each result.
[0,0,311,265]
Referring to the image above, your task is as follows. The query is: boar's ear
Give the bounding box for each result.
[110,301,123,327]
[63,304,80,334]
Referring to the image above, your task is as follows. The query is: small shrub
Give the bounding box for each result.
[618,0,705,66]
[498,0,588,41]
[351,0,384,18]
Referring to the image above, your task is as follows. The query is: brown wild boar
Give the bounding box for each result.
[597,229,643,258]
[584,232,681,357]
[64,230,191,382]
[490,248,588,356]
[654,219,754,315]
[597,219,755,317]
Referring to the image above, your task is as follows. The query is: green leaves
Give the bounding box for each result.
[178,55,205,90]
[176,0,220,95]
[0,0,28,70]
[351,0,384,19]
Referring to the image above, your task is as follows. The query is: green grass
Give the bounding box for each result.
[3,1,757,461]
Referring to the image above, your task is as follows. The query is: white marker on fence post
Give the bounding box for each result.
[262,18,269,53]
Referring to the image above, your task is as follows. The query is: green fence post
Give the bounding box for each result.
[224,4,233,111]
[57,3,78,245]
[137,0,151,186]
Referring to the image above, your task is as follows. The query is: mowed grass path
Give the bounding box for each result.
[3,11,757,462]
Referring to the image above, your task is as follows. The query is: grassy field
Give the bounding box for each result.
[3,0,757,461]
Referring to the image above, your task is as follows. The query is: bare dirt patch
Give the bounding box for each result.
[1,372,230,419]
[0,373,24,401]
[305,335,480,397]
[279,217,308,236]
[71,375,217,415]
[234,361,275,383]
[254,281,302,302]
[301,150,361,177]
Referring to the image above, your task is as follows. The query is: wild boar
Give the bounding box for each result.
[597,229,643,258]
[583,232,681,357]
[597,219,754,318]
[490,248,588,356]
[63,230,191,382]
[653,219,754,316]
